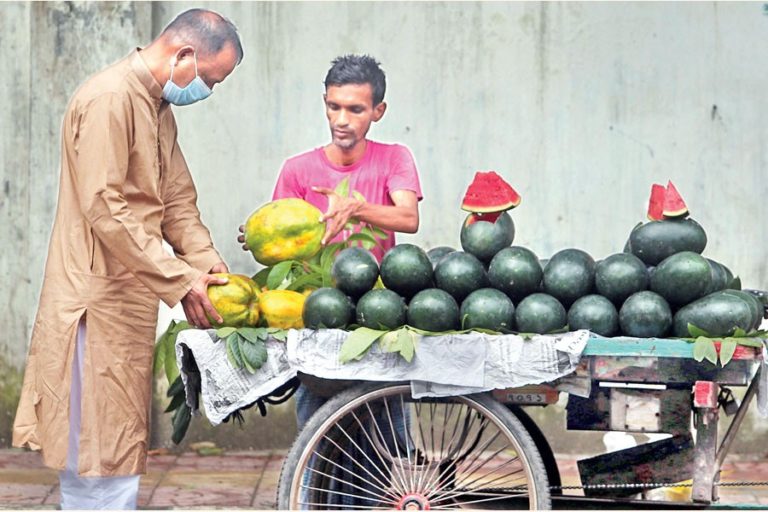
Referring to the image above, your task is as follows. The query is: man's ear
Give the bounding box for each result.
[175,45,196,64]
[372,101,387,122]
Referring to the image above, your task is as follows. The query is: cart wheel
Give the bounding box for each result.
[278,382,551,510]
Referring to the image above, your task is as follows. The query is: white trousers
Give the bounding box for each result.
[59,317,141,510]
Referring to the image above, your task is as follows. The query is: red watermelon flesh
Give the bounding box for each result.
[662,180,689,218]
[647,183,665,221]
[461,171,521,213]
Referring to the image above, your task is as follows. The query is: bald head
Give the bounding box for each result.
[160,8,244,64]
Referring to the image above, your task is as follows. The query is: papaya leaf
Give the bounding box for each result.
[251,267,271,288]
[339,327,387,363]
[216,327,237,339]
[238,327,267,344]
[267,261,294,290]
[226,333,244,369]
[688,323,712,338]
[398,329,415,363]
[334,177,350,197]
[719,339,738,367]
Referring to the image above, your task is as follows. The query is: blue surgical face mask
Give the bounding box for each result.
[162,51,212,106]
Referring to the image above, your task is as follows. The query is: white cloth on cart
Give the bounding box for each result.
[176,328,589,425]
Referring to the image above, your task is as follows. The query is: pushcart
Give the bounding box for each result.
[274,334,765,510]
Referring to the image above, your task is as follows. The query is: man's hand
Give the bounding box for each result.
[312,186,364,245]
[210,262,229,274]
[237,224,249,251]
[181,273,228,329]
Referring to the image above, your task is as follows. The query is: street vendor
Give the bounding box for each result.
[239,54,423,426]
[12,9,243,510]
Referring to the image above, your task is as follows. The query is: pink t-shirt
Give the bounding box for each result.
[272,140,423,261]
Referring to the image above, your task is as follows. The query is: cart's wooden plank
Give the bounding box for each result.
[585,336,694,358]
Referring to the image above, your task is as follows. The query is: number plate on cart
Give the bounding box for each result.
[493,385,559,405]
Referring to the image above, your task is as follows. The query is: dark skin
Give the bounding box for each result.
[140,32,239,328]
[238,83,418,250]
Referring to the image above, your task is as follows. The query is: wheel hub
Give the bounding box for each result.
[397,493,430,510]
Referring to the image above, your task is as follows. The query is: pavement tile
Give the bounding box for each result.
[148,486,253,508]
[159,470,260,489]
[0,483,51,505]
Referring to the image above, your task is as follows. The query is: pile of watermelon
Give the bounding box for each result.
[302,173,766,339]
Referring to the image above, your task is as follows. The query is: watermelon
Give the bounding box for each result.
[331,247,379,300]
[628,218,707,266]
[542,249,596,307]
[515,293,567,334]
[647,184,666,221]
[594,253,649,306]
[567,295,619,337]
[460,171,521,213]
[673,291,755,337]
[407,289,460,332]
[356,289,407,330]
[460,288,515,332]
[619,291,672,338]
[426,246,456,269]
[460,212,515,264]
[302,288,355,329]
[662,180,688,218]
[380,244,433,300]
[649,251,712,307]
[434,251,487,302]
[488,246,543,302]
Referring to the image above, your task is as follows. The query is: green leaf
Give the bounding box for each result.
[693,337,718,365]
[730,337,764,348]
[164,391,186,413]
[167,375,185,398]
[398,329,415,363]
[345,232,378,246]
[733,327,748,337]
[286,273,324,292]
[352,190,366,202]
[226,333,244,369]
[251,267,271,289]
[164,329,180,385]
[339,327,387,363]
[688,323,712,338]
[369,226,390,240]
[719,339,738,366]
[216,327,237,339]
[270,329,288,342]
[378,331,401,352]
[238,327,267,343]
[239,338,268,372]
[171,402,192,445]
[267,260,294,290]
[334,177,350,197]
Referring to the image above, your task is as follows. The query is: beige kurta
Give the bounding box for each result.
[13,50,223,476]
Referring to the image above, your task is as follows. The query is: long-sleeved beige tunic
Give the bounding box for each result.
[13,50,223,476]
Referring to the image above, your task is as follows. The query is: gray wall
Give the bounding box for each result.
[2,1,767,450]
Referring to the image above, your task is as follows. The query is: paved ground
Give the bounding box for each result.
[1,448,766,509]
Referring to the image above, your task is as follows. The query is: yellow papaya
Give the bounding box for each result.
[258,289,306,329]
[244,198,325,266]
[206,273,260,328]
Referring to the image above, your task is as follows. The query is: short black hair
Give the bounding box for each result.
[162,9,244,64]
[324,54,386,106]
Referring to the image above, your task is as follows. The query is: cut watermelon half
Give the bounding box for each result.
[461,171,521,213]
[647,183,666,221]
[662,180,689,218]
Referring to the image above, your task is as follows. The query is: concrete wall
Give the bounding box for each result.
[2,2,767,451]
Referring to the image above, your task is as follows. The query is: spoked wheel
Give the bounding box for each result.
[278,382,551,510]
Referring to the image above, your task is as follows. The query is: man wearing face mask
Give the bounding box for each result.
[12,9,243,510]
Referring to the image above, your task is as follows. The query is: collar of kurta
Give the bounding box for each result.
[131,48,165,108]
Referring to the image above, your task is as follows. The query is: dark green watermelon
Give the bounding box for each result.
[542,249,596,307]
[356,289,407,330]
[619,291,672,338]
[649,251,711,307]
[434,251,487,302]
[460,212,515,264]
[331,247,379,300]
[407,288,460,332]
[302,288,355,329]
[719,290,763,331]
[704,258,729,295]
[427,246,456,269]
[673,291,755,337]
[380,244,433,299]
[488,246,543,302]
[595,253,649,306]
[567,295,619,337]
[515,293,567,334]
[460,288,515,331]
[628,218,707,266]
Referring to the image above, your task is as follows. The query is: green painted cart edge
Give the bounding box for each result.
[584,335,695,358]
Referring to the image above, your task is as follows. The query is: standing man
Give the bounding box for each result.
[240,54,423,427]
[13,9,243,509]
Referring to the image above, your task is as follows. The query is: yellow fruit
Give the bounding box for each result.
[258,289,306,329]
[206,273,260,328]
[244,199,325,266]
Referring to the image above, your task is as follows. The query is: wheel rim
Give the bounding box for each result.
[290,384,542,510]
